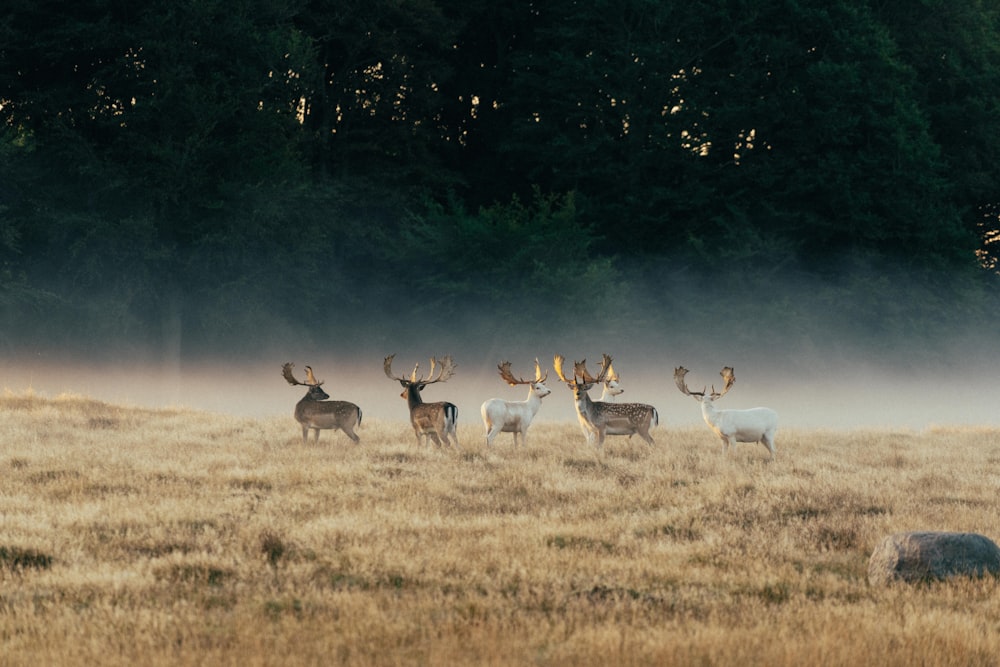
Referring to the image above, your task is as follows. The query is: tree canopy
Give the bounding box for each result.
[2,0,998,356]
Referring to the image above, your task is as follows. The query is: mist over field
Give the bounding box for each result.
[3,277,998,432]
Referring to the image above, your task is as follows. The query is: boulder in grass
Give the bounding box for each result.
[867,531,1000,586]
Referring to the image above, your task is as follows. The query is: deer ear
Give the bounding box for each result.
[398,380,408,388]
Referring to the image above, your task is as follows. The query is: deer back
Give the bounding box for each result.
[590,401,656,429]
[295,396,362,429]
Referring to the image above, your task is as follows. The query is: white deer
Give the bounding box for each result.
[480,359,551,446]
[674,366,777,458]
[598,359,625,401]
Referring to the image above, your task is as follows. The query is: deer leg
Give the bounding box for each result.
[301,425,309,442]
[342,426,360,444]
[312,428,321,443]
[762,434,776,459]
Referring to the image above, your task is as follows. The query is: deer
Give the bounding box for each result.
[383,354,459,447]
[674,366,777,458]
[597,359,625,401]
[577,358,654,439]
[281,362,362,443]
[553,354,658,448]
[480,359,552,446]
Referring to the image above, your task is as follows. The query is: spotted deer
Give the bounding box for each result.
[282,362,362,443]
[577,358,656,439]
[553,354,658,447]
[674,366,777,458]
[480,359,551,446]
[383,355,459,447]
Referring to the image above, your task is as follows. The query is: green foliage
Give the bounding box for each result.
[0,0,998,352]
[376,189,619,322]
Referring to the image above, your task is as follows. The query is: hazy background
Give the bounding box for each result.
[3,1,999,433]
[3,294,998,431]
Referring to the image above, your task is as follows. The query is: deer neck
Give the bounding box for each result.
[573,388,596,418]
[526,386,543,407]
[700,398,719,424]
[405,386,425,410]
[517,388,540,418]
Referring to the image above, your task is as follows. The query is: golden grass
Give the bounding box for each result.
[2,390,999,666]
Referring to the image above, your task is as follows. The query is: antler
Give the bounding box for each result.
[556,355,610,387]
[497,361,530,386]
[498,359,547,386]
[383,354,405,382]
[425,356,457,384]
[384,354,457,384]
[283,362,323,387]
[673,366,705,397]
[574,355,612,385]
[553,355,574,384]
[712,366,735,399]
[534,358,547,383]
[603,357,619,383]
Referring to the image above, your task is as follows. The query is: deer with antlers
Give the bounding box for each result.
[480,359,552,446]
[674,366,777,458]
[553,354,658,448]
[597,359,625,402]
[282,362,362,443]
[581,358,655,439]
[384,355,459,447]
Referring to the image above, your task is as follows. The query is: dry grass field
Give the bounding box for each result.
[2,389,999,666]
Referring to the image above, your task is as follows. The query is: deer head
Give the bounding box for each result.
[589,357,624,399]
[283,362,330,401]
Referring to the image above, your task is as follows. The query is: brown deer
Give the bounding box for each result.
[383,355,459,447]
[554,354,658,447]
[282,363,362,443]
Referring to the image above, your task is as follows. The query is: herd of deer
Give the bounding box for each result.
[282,354,779,458]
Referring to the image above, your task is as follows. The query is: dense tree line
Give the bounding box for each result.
[1,0,998,356]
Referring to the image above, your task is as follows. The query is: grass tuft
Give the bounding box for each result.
[0,546,53,571]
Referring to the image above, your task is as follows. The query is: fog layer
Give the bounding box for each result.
[4,320,998,432]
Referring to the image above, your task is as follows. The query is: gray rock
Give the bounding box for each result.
[868,531,1000,586]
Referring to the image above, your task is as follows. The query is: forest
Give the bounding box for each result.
[2,0,999,360]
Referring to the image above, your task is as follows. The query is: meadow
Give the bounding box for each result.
[1,390,999,666]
